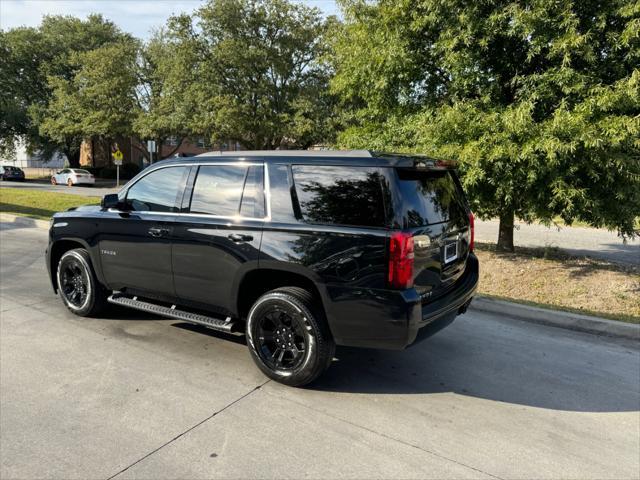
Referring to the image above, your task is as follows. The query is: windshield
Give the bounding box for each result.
[395,169,468,227]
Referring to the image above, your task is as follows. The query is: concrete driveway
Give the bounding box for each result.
[1,216,639,479]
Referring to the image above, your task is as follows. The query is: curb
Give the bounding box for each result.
[0,213,49,230]
[470,296,639,340]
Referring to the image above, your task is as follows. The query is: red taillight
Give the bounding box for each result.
[388,231,414,289]
[468,211,475,251]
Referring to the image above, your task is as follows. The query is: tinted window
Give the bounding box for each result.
[240,166,265,218]
[126,166,188,212]
[395,170,467,227]
[292,166,387,228]
[190,165,247,216]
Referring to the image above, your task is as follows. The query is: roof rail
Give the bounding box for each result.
[196,150,374,158]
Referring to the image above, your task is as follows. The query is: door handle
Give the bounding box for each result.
[228,233,253,243]
[148,227,169,237]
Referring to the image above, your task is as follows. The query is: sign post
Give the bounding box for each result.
[147,140,156,165]
[112,149,123,187]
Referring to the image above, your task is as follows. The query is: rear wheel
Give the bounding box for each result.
[57,248,108,316]
[67,178,73,187]
[51,177,57,185]
[246,287,335,386]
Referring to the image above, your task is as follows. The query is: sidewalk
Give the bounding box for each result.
[475,219,639,265]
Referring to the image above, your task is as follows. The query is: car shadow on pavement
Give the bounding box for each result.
[309,323,640,413]
[95,306,639,413]
[0,214,41,231]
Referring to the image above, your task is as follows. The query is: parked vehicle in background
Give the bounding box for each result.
[51,168,95,186]
[0,166,25,181]
[45,150,478,386]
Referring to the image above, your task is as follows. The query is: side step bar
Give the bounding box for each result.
[108,293,241,334]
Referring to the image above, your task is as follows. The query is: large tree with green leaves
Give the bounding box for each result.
[331,0,640,250]
[156,0,339,150]
[0,15,133,166]
[40,40,140,160]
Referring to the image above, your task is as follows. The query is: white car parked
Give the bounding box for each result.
[51,168,95,186]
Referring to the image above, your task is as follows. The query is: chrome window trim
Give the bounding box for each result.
[114,161,271,222]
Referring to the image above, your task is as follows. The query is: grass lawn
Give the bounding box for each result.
[0,188,97,220]
[475,242,640,323]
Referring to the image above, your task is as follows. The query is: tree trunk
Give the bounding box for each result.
[497,210,515,252]
[65,149,81,168]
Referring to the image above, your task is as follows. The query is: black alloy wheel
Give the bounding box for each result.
[56,249,108,316]
[256,307,308,371]
[60,257,89,309]
[246,287,335,386]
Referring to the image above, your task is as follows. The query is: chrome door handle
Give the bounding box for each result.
[148,227,168,237]
[228,233,253,243]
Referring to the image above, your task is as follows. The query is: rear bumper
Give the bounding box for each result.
[326,253,479,350]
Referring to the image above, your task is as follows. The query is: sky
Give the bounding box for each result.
[0,0,340,39]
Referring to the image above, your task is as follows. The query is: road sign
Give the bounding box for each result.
[112,149,123,165]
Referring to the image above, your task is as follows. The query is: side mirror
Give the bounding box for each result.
[101,193,120,209]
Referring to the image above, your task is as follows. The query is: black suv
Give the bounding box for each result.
[46,151,478,386]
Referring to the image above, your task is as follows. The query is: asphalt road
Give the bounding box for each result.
[0,179,118,197]
[476,219,640,266]
[1,216,639,479]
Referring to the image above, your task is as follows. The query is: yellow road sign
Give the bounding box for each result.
[112,149,123,161]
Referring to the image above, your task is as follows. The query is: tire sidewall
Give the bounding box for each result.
[57,250,96,316]
[246,293,320,384]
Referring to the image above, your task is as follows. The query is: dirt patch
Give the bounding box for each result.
[475,243,640,322]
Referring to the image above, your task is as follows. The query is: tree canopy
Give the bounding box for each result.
[331,0,640,249]
[154,0,339,149]
[0,14,134,166]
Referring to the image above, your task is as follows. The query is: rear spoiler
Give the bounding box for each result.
[412,158,457,170]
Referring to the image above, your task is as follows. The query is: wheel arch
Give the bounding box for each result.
[235,267,328,323]
[49,238,96,292]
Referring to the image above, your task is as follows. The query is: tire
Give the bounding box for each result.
[246,287,335,386]
[56,248,108,317]
[51,177,57,185]
[67,178,73,187]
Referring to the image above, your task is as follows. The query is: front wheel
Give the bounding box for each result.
[57,248,108,316]
[246,287,335,387]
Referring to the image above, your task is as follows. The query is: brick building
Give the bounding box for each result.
[79,136,244,168]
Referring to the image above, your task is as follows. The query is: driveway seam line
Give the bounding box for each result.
[265,390,504,480]
[106,380,270,480]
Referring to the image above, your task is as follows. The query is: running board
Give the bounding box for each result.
[108,293,240,333]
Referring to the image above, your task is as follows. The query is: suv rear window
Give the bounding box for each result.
[292,166,387,228]
[395,170,467,227]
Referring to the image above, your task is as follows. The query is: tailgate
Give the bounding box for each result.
[392,168,472,300]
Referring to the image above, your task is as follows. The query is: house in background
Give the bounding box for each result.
[0,137,66,168]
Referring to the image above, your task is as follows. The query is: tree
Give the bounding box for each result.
[40,40,140,162]
[160,0,338,150]
[133,23,203,160]
[331,0,640,251]
[0,15,133,166]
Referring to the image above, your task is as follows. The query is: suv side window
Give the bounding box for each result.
[126,166,189,212]
[240,165,265,218]
[292,166,388,228]
[189,165,249,217]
